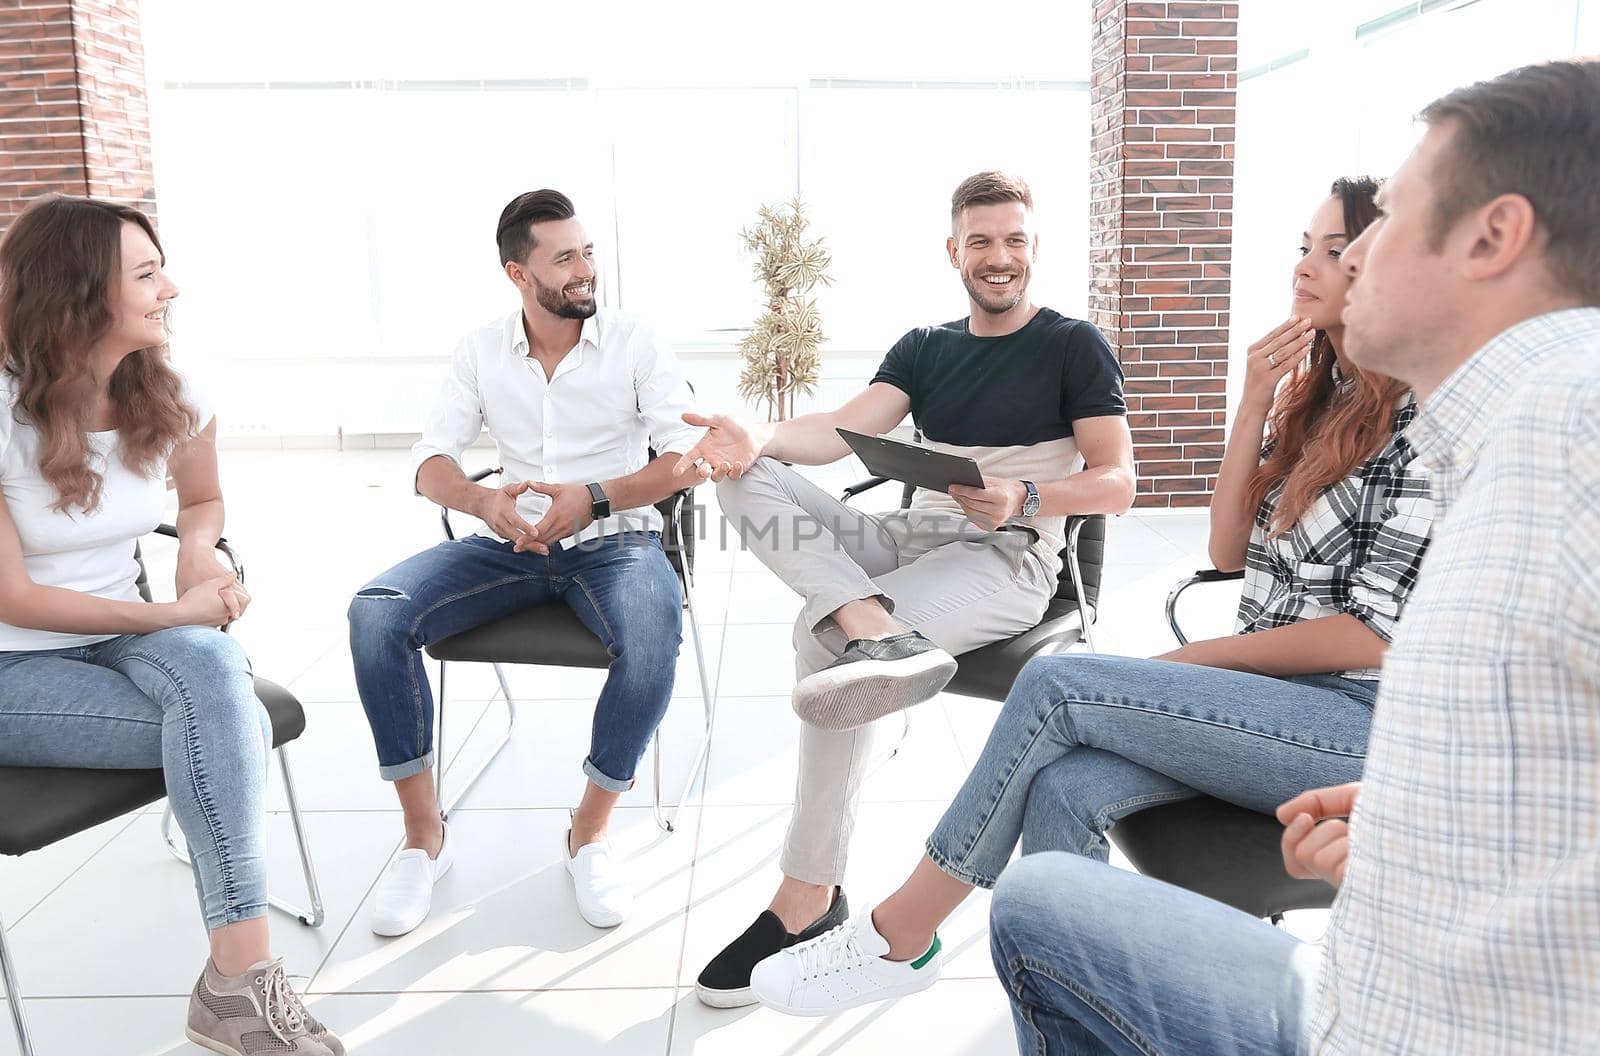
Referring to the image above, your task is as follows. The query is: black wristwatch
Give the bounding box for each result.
[1020,480,1040,517]
[585,482,611,520]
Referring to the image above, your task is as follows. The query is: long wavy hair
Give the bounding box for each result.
[1246,177,1408,537]
[0,195,195,514]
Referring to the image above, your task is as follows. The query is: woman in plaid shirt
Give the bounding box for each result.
[746,178,1435,1018]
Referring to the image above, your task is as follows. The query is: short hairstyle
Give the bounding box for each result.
[495,189,576,266]
[950,171,1033,229]
[1418,59,1600,304]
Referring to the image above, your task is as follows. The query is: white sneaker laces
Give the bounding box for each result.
[793,922,869,977]
[256,962,309,1043]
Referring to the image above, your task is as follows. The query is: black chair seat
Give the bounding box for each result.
[1109,796,1336,917]
[426,603,612,669]
[0,676,305,857]
[946,599,1087,702]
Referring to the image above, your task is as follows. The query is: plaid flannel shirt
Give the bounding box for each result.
[1236,396,1433,680]
[1310,307,1600,1054]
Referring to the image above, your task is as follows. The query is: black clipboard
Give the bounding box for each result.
[837,428,985,493]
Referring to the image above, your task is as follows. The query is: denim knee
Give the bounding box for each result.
[1013,653,1116,699]
[141,626,252,698]
[991,853,1080,950]
[159,623,249,665]
[1020,757,1122,862]
[348,581,419,647]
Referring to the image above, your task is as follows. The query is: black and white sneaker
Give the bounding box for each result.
[792,632,958,731]
[694,887,850,1008]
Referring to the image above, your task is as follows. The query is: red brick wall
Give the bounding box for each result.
[0,0,156,232]
[1090,1,1237,509]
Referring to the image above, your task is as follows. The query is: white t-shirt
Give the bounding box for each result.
[0,370,214,652]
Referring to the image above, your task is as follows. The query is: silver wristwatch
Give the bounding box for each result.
[1020,480,1040,517]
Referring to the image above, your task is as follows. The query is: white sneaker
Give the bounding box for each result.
[750,908,942,1017]
[562,828,632,929]
[370,823,454,937]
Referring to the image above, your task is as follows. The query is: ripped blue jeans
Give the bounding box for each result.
[347,531,681,791]
[928,653,1377,887]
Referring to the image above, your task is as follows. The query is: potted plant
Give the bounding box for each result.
[737,198,832,422]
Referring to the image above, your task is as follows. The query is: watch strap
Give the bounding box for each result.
[585,482,611,520]
[1020,480,1040,517]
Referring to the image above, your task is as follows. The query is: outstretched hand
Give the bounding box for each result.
[672,412,766,483]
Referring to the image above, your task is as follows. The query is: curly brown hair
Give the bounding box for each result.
[1246,177,1409,537]
[0,194,196,513]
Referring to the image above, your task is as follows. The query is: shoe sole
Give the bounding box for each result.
[371,848,454,937]
[185,1028,246,1056]
[576,905,627,928]
[694,982,758,1008]
[792,651,958,731]
[755,966,942,1017]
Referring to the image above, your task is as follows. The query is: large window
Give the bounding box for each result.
[1229,0,1596,419]
[139,0,1093,436]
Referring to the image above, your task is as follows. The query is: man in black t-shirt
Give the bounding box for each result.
[673,172,1136,1008]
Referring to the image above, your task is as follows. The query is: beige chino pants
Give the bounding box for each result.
[715,457,1054,885]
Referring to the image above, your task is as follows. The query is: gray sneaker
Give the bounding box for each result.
[792,631,957,731]
[186,957,344,1056]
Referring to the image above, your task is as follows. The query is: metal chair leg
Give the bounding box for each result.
[1,911,35,1056]
[161,746,326,927]
[277,748,326,927]
[1065,528,1098,654]
[655,582,718,834]
[435,659,520,820]
[651,735,669,833]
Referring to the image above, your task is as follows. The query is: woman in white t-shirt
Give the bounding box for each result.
[0,196,342,1056]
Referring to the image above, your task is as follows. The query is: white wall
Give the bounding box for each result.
[138,0,1094,439]
[1229,0,1596,420]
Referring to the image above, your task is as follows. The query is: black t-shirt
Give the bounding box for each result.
[870,307,1126,447]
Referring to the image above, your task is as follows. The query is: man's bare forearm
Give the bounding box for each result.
[416,455,490,518]
[763,412,853,466]
[1035,464,1137,517]
[601,454,687,511]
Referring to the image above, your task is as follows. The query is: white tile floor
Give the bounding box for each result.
[0,435,1312,1055]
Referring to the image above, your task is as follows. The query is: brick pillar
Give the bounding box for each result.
[0,0,157,232]
[1090,1,1237,509]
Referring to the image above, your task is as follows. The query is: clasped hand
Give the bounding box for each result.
[475,479,593,556]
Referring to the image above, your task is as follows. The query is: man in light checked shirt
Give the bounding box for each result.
[985,59,1600,1056]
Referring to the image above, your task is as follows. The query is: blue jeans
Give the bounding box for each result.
[0,626,271,931]
[929,654,1376,886]
[989,852,1318,1055]
[348,531,681,791]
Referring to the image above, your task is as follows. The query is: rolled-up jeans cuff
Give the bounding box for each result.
[583,757,634,794]
[926,837,1000,890]
[207,901,268,932]
[379,750,434,782]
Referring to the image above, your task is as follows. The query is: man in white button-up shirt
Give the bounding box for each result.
[348,190,701,936]
[985,59,1600,1056]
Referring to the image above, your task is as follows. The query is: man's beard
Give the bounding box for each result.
[533,275,598,319]
[963,269,1027,315]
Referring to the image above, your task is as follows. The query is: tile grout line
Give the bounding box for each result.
[5,812,144,931]
[664,576,730,1055]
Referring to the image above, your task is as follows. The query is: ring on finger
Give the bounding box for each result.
[1268,353,1277,367]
